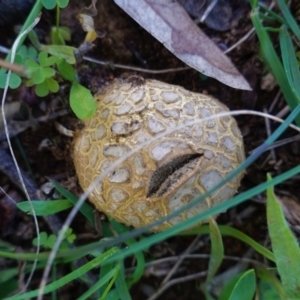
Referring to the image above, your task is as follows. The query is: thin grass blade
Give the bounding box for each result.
[5,247,119,300]
[52,181,95,226]
[276,0,300,40]
[181,225,275,262]
[279,26,300,96]
[251,8,300,125]
[77,264,120,300]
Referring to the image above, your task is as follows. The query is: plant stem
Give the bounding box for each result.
[5,0,43,61]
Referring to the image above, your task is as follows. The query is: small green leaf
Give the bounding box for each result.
[0,72,7,88]
[14,54,24,65]
[266,173,300,299]
[46,77,59,93]
[51,27,71,45]
[57,59,76,81]
[33,231,48,247]
[38,51,48,65]
[46,234,57,248]
[45,56,58,67]
[41,45,76,64]
[70,81,96,119]
[27,47,38,59]
[17,45,28,59]
[42,0,57,10]
[58,26,71,41]
[57,0,69,8]
[25,78,35,87]
[32,69,45,84]
[26,59,40,73]
[51,29,65,45]
[229,269,256,300]
[17,200,73,216]
[0,71,22,89]
[42,67,55,78]
[8,73,22,89]
[35,82,49,97]
[219,274,242,300]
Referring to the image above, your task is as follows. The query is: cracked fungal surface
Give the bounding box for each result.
[73,77,245,231]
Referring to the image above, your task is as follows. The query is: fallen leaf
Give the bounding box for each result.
[114,0,251,90]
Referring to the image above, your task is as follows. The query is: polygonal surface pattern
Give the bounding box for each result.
[73,78,245,231]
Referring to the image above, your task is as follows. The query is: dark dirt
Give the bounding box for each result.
[1,0,300,299]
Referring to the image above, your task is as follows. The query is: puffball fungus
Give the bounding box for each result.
[73,77,244,231]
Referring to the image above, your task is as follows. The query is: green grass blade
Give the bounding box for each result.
[52,181,95,226]
[266,174,300,299]
[77,264,120,300]
[228,269,256,300]
[5,247,119,300]
[251,8,300,125]
[114,264,132,300]
[109,218,145,287]
[205,218,224,283]
[279,26,300,96]
[4,0,43,62]
[99,264,121,300]
[257,5,286,24]
[98,262,115,296]
[276,0,300,40]
[181,225,275,262]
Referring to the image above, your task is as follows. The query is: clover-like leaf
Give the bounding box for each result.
[51,26,71,45]
[38,51,58,67]
[46,77,59,93]
[32,231,48,247]
[42,67,56,78]
[35,81,49,97]
[42,0,56,10]
[57,0,69,8]
[17,45,38,65]
[26,59,40,73]
[32,69,45,84]
[0,70,22,89]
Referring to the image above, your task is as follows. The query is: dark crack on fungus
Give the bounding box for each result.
[147,153,203,197]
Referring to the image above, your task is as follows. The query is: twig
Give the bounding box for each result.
[147,270,207,300]
[162,235,201,284]
[0,58,26,75]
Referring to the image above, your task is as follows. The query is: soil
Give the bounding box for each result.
[1,0,300,299]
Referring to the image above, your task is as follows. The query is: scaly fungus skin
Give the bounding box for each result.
[73,77,245,231]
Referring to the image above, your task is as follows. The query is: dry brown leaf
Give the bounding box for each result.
[77,0,98,43]
[114,0,251,90]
